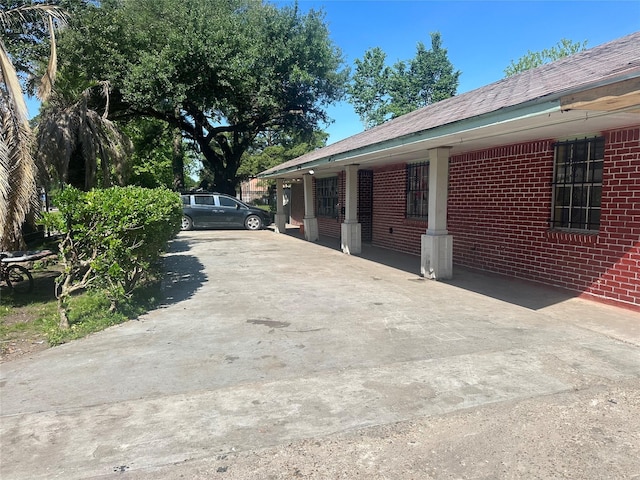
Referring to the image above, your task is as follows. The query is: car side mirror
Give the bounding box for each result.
[236,204,240,210]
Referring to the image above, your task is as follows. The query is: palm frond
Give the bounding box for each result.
[36,82,131,191]
[0,105,36,251]
[36,107,75,184]
[0,40,28,122]
[0,119,11,213]
[0,42,36,250]
[37,15,58,101]
[0,5,68,30]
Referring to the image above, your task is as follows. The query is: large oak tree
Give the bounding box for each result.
[56,0,347,194]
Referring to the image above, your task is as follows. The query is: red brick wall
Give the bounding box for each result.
[595,128,640,307]
[371,165,427,254]
[448,127,640,309]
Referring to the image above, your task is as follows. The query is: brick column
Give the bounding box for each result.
[303,173,319,242]
[421,147,453,279]
[341,165,361,254]
[274,178,287,233]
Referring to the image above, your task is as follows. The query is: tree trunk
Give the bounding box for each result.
[67,147,87,191]
[199,141,240,196]
[57,292,70,329]
[172,127,185,191]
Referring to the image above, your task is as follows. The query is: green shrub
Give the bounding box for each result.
[42,186,182,327]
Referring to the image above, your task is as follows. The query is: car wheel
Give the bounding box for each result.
[181,215,193,231]
[244,214,262,230]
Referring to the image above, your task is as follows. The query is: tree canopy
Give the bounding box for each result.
[348,32,460,129]
[237,128,328,180]
[54,0,347,194]
[504,38,588,77]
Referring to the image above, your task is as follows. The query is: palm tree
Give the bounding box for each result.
[36,80,131,191]
[0,4,66,251]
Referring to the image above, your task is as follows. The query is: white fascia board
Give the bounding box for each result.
[260,100,561,179]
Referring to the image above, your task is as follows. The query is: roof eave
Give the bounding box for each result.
[259,69,640,179]
[259,98,561,178]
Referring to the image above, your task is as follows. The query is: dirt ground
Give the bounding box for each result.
[0,310,49,362]
[0,266,60,363]
[130,379,640,480]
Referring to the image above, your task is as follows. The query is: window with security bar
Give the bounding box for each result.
[406,162,429,219]
[551,137,604,232]
[316,176,338,217]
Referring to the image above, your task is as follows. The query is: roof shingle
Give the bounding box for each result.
[262,32,640,176]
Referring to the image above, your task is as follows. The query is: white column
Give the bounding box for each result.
[421,147,453,279]
[341,165,361,254]
[303,173,319,242]
[274,178,287,233]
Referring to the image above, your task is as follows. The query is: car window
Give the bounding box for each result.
[194,195,214,206]
[218,196,241,208]
[181,195,190,205]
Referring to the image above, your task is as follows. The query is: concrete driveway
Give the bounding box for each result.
[1,229,639,479]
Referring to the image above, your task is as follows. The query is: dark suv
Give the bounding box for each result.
[181,193,272,231]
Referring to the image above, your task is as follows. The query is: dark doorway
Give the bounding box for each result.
[358,170,373,243]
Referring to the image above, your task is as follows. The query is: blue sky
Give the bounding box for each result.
[285,0,640,144]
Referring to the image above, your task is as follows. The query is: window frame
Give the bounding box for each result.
[406,161,429,220]
[218,196,243,209]
[193,195,215,206]
[551,136,604,233]
[316,176,339,218]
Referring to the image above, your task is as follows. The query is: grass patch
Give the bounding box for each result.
[45,283,163,346]
[0,304,13,319]
[0,296,58,356]
[1,272,163,356]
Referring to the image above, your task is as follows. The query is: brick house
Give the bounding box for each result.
[259,32,640,311]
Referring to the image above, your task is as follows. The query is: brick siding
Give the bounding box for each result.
[371,165,427,255]
[310,127,639,309]
[448,127,639,309]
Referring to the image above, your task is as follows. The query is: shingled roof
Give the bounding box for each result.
[261,31,640,177]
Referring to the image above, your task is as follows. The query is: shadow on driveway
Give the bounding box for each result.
[159,238,207,306]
